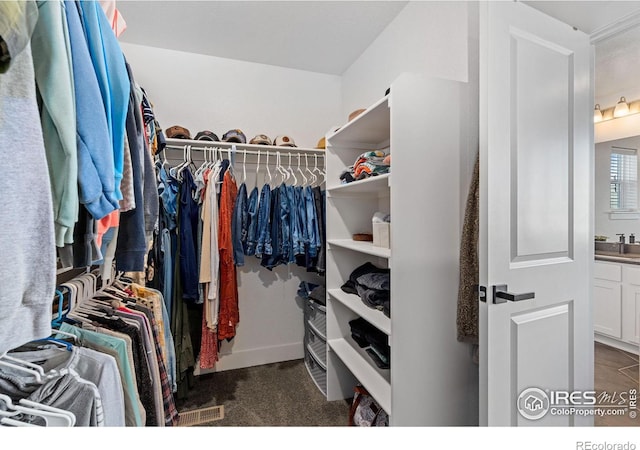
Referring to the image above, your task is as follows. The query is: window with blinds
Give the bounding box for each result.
[610,147,638,211]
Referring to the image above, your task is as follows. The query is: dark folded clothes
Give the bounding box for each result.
[356,285,389,310]
[356,272,389,291]
[308,285,326,306]
[341,262,391,318]
[349,318,391,369]
[341,262,389,294]
[366,348,390,369]
[349,262,389,282]
[341,280,358,295]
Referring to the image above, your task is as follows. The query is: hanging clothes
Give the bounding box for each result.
[31,0,79,247]
[218,170,239,341]
[0,0,56,355]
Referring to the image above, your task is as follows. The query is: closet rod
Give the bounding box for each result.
[164,138,326,156]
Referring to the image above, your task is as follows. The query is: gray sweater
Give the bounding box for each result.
[0,1,56,355]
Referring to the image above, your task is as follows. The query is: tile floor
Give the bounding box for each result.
[594,342,639,426]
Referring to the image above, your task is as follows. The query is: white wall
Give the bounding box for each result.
[340,1,469,121]
[121,42,336,371]
[120,42,341,149]
[595,135,640,240]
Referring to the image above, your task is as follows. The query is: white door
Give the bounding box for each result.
[479,2,593,426]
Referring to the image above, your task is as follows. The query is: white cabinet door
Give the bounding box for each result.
[622,284,640,344]
[593,279,622,338]
[479,1,592,426]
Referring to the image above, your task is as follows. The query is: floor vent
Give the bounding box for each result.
[178,405,225,426]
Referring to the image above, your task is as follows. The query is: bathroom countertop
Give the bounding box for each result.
[595,251,640,265]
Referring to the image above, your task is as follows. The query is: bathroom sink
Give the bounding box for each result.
[595,241,640,263]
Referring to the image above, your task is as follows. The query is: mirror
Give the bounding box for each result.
[595,131,640,241]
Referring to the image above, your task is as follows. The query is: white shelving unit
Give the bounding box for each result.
[325,73,477,426]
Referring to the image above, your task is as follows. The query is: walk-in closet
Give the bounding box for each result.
[2,0,639,439]
[0,0,480,429]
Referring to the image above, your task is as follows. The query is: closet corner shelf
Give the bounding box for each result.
[327,239,391,259]
[326,95,390,146]
[326,173,390,196]
[328,289,390,336]
[328,338,391,415]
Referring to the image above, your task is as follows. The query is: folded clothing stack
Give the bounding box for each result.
[339,150,390,184]
[349,318,390,369]
[341,262,390,317]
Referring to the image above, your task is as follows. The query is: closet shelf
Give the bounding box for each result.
[165,138,325,154]
[327,173,390,196]
[327,289,390,336]
[327,95,390,146]
[327,239,391,259]
[328,338,391,414]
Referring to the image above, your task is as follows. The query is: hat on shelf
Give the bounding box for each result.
[250,134,272,145]
[165,125,191,139]
[274,135,296,147]
[315,137,326,149]
[222,129,247,143]
[194,130,220,141]
[348,108,366,122]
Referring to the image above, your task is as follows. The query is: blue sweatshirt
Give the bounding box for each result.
[64,1,118,220]
[77,0,130,201]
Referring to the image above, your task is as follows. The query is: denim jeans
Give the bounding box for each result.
[261,187,283,270]
[245,186,259,256]
[295,186,306,256]
[231,182,248,266]
[286,184,297,263]
[305,186,318,258]
[255,184,272,257]
[278,183,290,264]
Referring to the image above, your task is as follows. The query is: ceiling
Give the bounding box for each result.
[117,0,640,96]
[524,1,640,34]
[117,1,409,75]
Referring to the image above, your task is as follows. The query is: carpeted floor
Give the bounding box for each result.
[176,359,351,426]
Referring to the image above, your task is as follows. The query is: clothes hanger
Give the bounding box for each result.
[305,153,317,186]
[313,154,325,186]
[242,147,247,184]
[255,149,261,187]
[287,152,298,185]
[17,398,76,426]
[50,328,78,343]
[0,394,74,427]
[0,355,45,383]
[276,151,288,184]
[296,153,307,186]
[228,145,236,177]
[265,150,272,187]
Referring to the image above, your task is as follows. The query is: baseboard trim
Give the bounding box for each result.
[194,342,305,375]
[595,333,639,355]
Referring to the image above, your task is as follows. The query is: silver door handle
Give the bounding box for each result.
[492,284,535,304]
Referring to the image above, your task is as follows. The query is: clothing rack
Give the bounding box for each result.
[164,138,326,156]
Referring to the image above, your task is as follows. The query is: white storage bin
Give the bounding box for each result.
[305,324,327,367]
[304,345,327,396]
[304,299,327,339]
